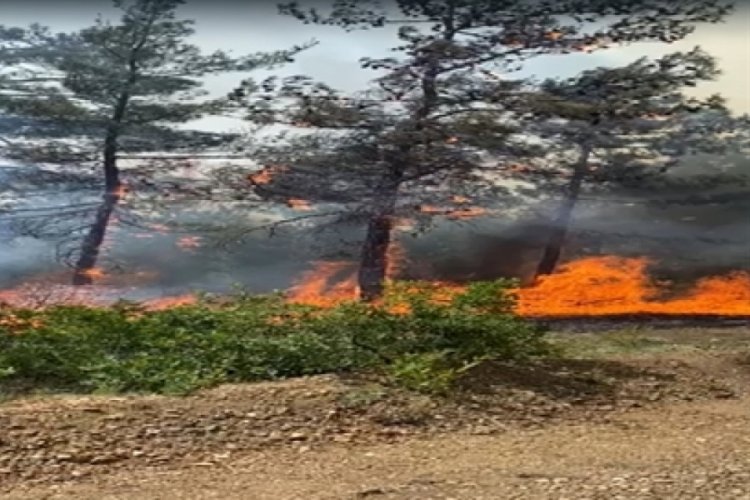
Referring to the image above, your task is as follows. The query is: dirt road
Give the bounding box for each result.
[3,329,749,499]
[4,396,748,499]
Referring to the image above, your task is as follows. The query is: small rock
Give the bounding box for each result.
[289,432,307,442]
[91,455,120,465]
[471,426,493,435]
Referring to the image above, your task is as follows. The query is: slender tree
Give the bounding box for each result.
[512,48,744,276]
[230,0,733,300]
[0,0,309,284]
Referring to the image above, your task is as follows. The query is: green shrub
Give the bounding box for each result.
[0,280,548,396]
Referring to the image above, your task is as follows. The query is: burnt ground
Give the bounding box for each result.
[1,326,749,499]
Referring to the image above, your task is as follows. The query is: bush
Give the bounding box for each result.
[0,280,548,396]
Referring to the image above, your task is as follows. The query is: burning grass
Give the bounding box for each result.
[287,256,750,318]
[2,255,748,319]
[517,256,750,317]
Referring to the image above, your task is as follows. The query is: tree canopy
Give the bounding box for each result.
[0,0,311,190]
[228,0,736,299]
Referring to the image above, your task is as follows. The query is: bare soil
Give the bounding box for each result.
[2,327,749,499]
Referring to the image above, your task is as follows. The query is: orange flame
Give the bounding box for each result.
[142,294,198,311]
[284,255,750,317]
[418,204,487,220]
[3,256,748,319]
[446,207,487,220]
[148,223,171,234]
[287,198,312,211]
[176,236,203,250]
[80,267,106,281]
[0,314,44,333]
[516,256,750,317]
[0,282,108,309]
[287,261,359,307]
[249,165,287,185]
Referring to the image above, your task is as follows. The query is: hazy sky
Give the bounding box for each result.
[2,1,748,132]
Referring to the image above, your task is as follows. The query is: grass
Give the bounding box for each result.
[548,327,750,359]
[0,280,549,397]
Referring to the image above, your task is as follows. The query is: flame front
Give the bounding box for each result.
[287,261,359,307]
[286,255,750,317]
[516,255,750,316]
[143,294,198,310]
[2,255,748,317]
[249,165,287,185]
[286,198,312,211]
[418,204,487,220]
[517,256,750,317]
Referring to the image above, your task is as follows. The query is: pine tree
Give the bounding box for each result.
[513,48,744,276]
[0,0,309,284]
[230,0,733,300]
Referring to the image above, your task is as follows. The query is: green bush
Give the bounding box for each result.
[0,280,548,396]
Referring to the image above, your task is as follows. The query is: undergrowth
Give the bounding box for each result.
[0,280,548,396]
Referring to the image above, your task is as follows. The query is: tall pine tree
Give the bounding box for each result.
[230,0,733,300]
[0,0,308,284]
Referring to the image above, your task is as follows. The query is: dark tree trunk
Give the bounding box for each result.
[355,10,455,301]
[102,87,131,194]
[103,130,121,193]
[75,58,136,283]
[536,144,592,277]
[71,192,119,285]
[357,181,399,301]
[358,210,396,302]
[75,85,131,285]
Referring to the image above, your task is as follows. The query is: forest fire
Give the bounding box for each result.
[78,267,107,281]
[285,255,750,318]
[176,236,203,250]
[142,294,199,310]
[1,253,748,320]
[516,256,750,317]
[287,261,358,307]
[0,282,109,309]
[286,198,312,211]
[418,204,488,220]
[248,165,287,185]
[287,241,410,308]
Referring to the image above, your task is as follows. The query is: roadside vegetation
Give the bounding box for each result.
[0,281,549,397]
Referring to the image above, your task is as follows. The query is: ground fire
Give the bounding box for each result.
[248,165,287,185]
[287,255,750,317]
[516,256,750,317]
[2,255,749,318]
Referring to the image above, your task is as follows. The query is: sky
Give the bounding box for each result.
[1,0,749,132]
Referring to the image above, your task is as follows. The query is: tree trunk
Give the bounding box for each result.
[103,130,121,193]
[75,83,131,285]
[355,10,454,301]
[536,144,592,277]
[102,52,139,193]
[357,182,399,302]
[72,192,120,285]
[358,212,395,302]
